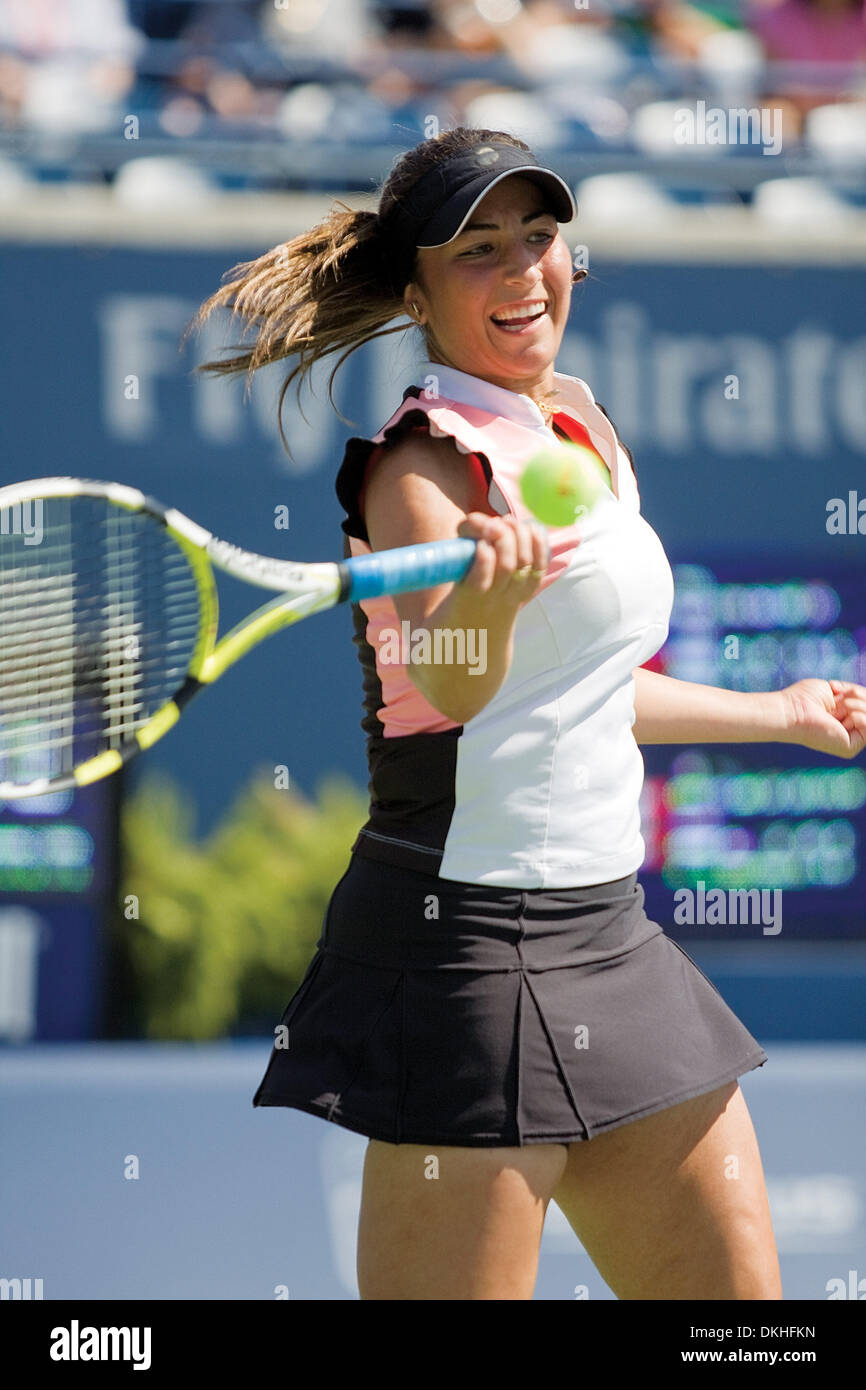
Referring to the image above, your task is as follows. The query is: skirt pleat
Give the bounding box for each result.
[252,854,767,1147]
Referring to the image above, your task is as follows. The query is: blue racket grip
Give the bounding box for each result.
[339,538,477,603]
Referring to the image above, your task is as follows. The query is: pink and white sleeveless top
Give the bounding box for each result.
[334,361,675,888]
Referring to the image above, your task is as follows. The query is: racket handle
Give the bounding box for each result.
[340,538,477,602]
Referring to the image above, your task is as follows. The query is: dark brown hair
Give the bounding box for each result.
[190,127,535,450]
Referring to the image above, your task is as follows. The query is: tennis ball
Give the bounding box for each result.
[520,444,609,528]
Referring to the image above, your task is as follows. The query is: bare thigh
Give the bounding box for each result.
[356,1139,568,1300]
[552,1081,782,1300]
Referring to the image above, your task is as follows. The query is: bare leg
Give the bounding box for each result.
[552,1082,782,1300]
[356,1140,568,1300]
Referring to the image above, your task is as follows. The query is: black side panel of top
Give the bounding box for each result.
[340,530,463,877]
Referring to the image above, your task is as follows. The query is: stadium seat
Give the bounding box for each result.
[461,91,573,149]
[575,172,679,220]
[277,82,394,143]
[0,155,35,200]
[520,21,630,86]
[805,102,866,164]
[696,28,765,105]
[21,59,125,135]
[752,176,858,225]
[112,157,218,208]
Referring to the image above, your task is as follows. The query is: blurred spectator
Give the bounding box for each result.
[0,0,141,57]
[358,1,449,135]
[432,0,630,76]
[175,1,262,47]
[746,0,866,142]
[373,2,440,45]
[261,0,380,63]
[747,0,866,63]
[0,51,26,125]
[0,0,141,132]
[432,0,514,53]
[634,0,734,61]
[486,0,630,85]
[125,1,199,41]
[433,0,631,144]
[0,0,864,185]
[157,51,285,137]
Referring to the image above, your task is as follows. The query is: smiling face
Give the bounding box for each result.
[402,174,573,403]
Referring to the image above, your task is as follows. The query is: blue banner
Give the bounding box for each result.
[1,239,863,846]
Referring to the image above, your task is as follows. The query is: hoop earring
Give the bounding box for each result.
[572,269,587,284]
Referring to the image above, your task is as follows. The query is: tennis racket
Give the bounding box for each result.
[0,476,477,798]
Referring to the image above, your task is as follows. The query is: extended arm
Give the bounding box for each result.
[631,667,866,760]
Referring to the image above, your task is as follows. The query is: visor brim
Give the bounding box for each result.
[416,166,577,249]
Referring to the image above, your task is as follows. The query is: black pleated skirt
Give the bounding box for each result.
[252,854,767,1147]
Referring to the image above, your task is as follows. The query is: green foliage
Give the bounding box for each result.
[110,769,367,1040]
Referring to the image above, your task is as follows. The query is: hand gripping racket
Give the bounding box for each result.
[0,477,476,797]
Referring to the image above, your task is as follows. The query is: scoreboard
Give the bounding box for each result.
[0,778,120,1040]
[639,561,866,941]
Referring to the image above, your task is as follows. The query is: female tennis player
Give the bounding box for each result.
[196,127,866,1300]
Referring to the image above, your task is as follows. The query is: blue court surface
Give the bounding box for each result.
[1,1041,864,1301]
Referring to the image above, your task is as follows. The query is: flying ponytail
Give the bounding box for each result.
[191,128,535,452]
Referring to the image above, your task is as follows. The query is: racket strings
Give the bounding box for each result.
[0,496,203,785]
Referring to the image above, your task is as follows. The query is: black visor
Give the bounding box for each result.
[379,140,576,278]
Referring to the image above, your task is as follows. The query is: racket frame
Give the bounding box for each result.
[0,476,478,796]
[0,477,344,796]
